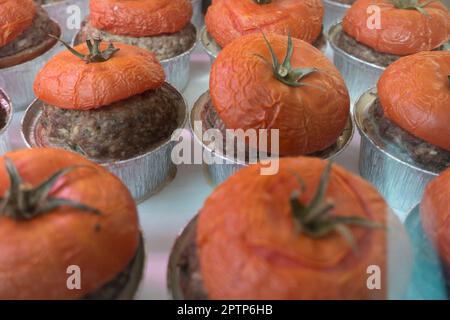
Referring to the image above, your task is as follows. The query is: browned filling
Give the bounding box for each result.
[84,236,143,300]
[201,99,348,159]
[364,98,450,172]
[0,6,59,68]
[38,86,181,162]
[34,0,62,4]
[76,19,197,61]
[331,0,355,4]
[335,29,447,68]
[84,248,137,300]
[178,225,208,300]
[0,105,7,130]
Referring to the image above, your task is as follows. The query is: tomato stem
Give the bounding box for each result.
[255,31,323,89]
[0,158,101,220]
[252,0,272,4]
[290,161,384,251]
[49,35,119,64]
[390,0,437,15]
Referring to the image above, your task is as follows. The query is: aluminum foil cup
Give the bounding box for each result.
[354,88,439,215]
[0,89,13,155]
[72,27,197,93]
[200,26,328,64]
[191,0,204,30]
[43,0,90,43]
[323,0,350,34]
[0,22,62,111]
[160,32,197,92]
[199,26,220,64]
[21,83,188,202]
[191,91,355,186]
[328,22,385,107]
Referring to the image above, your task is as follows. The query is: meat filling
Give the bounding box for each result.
[84,237,143,300]
[0,6,56,58]
[336,29,447,67]
[77,20,197,61]
[364,98,450,172]
[38,86,181,162]
[178,226,209,300]
[34,0,62,4]
[332,0,355,4]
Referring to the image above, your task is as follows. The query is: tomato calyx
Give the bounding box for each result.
[255,31,322,89]
[252,0,272,4]
[390,0,437,15]
[0,158,101,221]
[447,74,450,86]
[49,35,119,64]
[290,161,383,251]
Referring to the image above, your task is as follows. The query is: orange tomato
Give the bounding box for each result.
[378,51,450,151]
[0,0,36,48]
[206,0,323,48]
[197,157,397,299]
[209,33,350,156]
[90,0,193,37]
[0,148,139,299]
[34,42,165,110]
[343,0,450,55]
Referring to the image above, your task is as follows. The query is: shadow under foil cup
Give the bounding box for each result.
[0,89,13,155]
[354,88,440,216]
[190,91,354,186]
[21,83,188,203]
[199,26,328,64]
[328,22,385,108]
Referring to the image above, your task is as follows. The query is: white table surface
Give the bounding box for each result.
[7,45,366,300]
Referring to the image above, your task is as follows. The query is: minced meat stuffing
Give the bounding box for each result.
[84,238,142,300]
[178,225,209,300]
[34,0,62,4]
[336,29,447,67]
[0,6,56,58]
[77,20,197,61]
[333,0,355,4]
[364,98,450,172]
[38,86,181,162]
[0,104,6,130]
